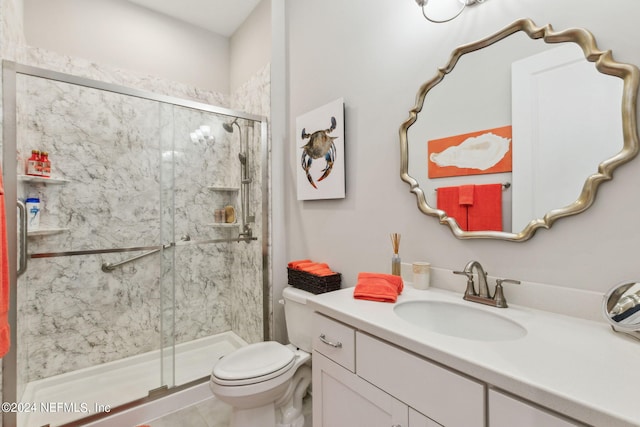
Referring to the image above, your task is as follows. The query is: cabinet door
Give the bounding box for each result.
[313,351,408,427]
[409,408,443,427]
[356,332,484,427]
[489,389,585,427]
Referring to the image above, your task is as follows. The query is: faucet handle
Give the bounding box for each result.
[493,278,521,308]
[496,278,521,286]
[453,270,476,296]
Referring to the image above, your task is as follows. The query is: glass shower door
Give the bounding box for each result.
[167,107,265,388]
[3,62,268,427]
[12,70,170,426]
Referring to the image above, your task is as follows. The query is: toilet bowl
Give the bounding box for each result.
[209,287,314,427]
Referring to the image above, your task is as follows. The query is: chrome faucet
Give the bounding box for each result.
[453,260,520,308]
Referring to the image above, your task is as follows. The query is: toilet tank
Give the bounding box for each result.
[283,286,314,352]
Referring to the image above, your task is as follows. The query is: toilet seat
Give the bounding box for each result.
[212,342,296,386]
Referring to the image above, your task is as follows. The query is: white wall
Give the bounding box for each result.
[278,0,640,328]
[23,0,230,94]
[230,0,271,93]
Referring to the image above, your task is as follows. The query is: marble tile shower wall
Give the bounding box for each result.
[0,4,268,424]
[229,64,271,343]
[170,104,244,346]
[14,71,266,389]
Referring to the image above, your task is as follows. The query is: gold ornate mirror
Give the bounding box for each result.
[399,19,639,241]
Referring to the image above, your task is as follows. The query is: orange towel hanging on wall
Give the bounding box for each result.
[459,184,475,206]
[436,186,468,230]
[468,184,502,231]
[0,165,10,357]
[436,184,503,232]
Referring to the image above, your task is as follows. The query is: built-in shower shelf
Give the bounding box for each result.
[208,186,239,192]
[19,175,70,185]
[27,228,69,237]
[209,223,239,228]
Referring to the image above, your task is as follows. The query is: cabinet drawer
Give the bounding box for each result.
[356,332,484,427]
[312,313,355,372]
[489,389,586,427]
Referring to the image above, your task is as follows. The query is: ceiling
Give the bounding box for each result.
[126,0,262,37]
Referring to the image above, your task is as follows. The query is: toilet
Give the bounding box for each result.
[209,286,314,427]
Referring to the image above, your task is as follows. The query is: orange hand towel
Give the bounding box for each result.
[299,262,318,269]
[303,263,330,272]
[467,184,502,231]
[437,186,468,230]
[357,272,404,294]
[288,259,311,269]
[459,184,475,205]
[353,279,399,303]
[0,166,10,357]
[305,264,335,277]
[310,268,336,277]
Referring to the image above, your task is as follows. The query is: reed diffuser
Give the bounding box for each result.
[390,233,401,276]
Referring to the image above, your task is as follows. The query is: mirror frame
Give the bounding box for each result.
[399,18,640,241]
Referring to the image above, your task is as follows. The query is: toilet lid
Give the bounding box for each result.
[212,341,295,383]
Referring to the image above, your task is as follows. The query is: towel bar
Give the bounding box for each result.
[29,236,258,265]
[101,244,171,272]
[435,182,511,191]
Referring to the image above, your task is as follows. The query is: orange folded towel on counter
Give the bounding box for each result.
[357,272,404,293]
[353,272,404,303]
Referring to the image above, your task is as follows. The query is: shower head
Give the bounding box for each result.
[223,118,238,133]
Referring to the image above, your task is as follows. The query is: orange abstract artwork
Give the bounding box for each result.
[427,125,512,178]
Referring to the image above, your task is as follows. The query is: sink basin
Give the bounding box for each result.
[394,300,527,341]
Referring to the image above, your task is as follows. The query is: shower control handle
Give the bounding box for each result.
[17,201,28,277]
[319,334,342,348]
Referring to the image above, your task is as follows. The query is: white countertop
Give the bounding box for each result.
[308,286,640,427]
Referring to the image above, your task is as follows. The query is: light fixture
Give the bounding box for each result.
[415,0,484,23]
[190,125,214,143]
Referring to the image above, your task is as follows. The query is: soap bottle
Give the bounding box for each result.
[41,151,51,177]
[25,197,41,230]
[26,150,41,176]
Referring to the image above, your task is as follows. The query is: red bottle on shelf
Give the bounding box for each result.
[41,151,51,177]
[26,149,41,176]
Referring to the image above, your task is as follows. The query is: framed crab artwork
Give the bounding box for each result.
[296,98,346,200]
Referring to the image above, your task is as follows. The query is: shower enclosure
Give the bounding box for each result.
[1,62,269,427]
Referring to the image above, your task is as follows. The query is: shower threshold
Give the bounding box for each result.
[18,331,248,427]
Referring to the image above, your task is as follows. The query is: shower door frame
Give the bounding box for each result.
[1,60,271,427]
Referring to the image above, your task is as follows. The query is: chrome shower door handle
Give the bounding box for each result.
[17,200,27,276]
[319,334,342,348]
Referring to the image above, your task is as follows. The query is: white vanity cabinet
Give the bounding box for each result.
[308,287,636,426]
[312,352,410,427]
[312,312,468,427]
[356,332,482,427]
[489,389,585,427]
[311,309,588,427]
